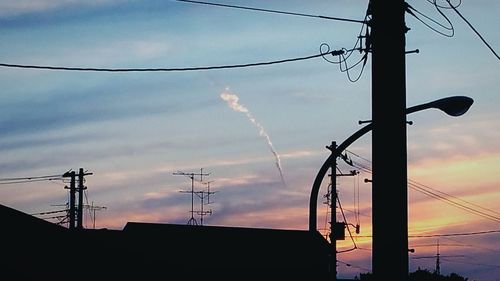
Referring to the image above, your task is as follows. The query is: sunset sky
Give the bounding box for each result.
[0,0,499,280]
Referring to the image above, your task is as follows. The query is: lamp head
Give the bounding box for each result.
[430,96,474,117]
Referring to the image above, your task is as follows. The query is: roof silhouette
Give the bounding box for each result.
[1,204,332,279]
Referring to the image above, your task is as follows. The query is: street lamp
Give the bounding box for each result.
[406,96,473,116]
[308,95,473,276]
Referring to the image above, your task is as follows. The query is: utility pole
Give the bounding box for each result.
[327,141,338,280]
[326,141,359,280]
[63,171,76,229]
[370,0,409,280]
[76,168,93,230]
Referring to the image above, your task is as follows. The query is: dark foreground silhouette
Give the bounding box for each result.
[359,268,468,281]
[1,204,331,280]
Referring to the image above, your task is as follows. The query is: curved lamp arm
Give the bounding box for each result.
[308,96,473,231]
[309,123,372,231]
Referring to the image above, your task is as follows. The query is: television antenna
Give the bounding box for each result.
[174,168,210,225]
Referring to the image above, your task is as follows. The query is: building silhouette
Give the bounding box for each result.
[1,203,332,279]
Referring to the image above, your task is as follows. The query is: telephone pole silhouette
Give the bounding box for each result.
[174,168,210,225]
[370,0,409,280]
[63,168,93,230]
[324,141,359,280]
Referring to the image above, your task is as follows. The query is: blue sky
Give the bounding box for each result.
[0,0,499,280]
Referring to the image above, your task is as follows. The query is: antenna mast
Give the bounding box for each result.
[174,168,210,225]
[195,180,217,226]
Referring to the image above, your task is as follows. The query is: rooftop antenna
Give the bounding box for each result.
[83,201,107,229]
[195,180,217,226]
[174,168,210,225]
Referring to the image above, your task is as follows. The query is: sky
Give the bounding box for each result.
[0,0,499,279]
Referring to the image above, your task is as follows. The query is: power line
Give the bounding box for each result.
[338,259,371,272]
[175,0,366,24]
[441,236,500,254]
[408,181,500,223]
[406,2,454,37]
[356,229,500,238]
[0,49,345,72]
[0,174,63,181]
[320,4,371,83]
[410,229,500,238]
[409,179,500,218]
[426,0,462,9]
[416,0,498,59]
[440,257,500,269]
[347,153,500,223]
[0,177,63,185]
[337,192,358,250]
[444,0,500,60]
[30,209,68,216]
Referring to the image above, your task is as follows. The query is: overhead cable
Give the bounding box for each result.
[357,229,500,238]
[406,2,454,37]
[0,49,345,72]
[0,177,63,185]
[0,174,63,181]
[175,0,366,24]
[409,229,500,238]
[444,0,500,60]
[346,153,500,223]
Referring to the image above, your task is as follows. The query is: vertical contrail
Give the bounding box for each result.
[220,88,286,186]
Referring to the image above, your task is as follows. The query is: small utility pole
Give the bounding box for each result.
[327,141,338,280]
[63,171,76,229]
[76,168,93,230]
[326,141,359,280]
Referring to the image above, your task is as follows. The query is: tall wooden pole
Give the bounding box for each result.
[371,0,409,280]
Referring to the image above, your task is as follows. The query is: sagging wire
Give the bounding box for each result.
[338,259,372,272]
[420,0,499,60]
[426,0,462,9]
[0,174,63,181]
[0,174,65,186]
[443,0,500,60]
[406,2,454,37]
[0,177,63,185]
[338,247,357,254]
[338,151,362,228]
[320,4,371,83]
[0,49,346,72]
[175,0,367,24]
[346,150,500,223]
[337,191,358,251]
[30,209,67,216]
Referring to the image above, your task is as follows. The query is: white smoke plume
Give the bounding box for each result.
[220,88,286,187]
